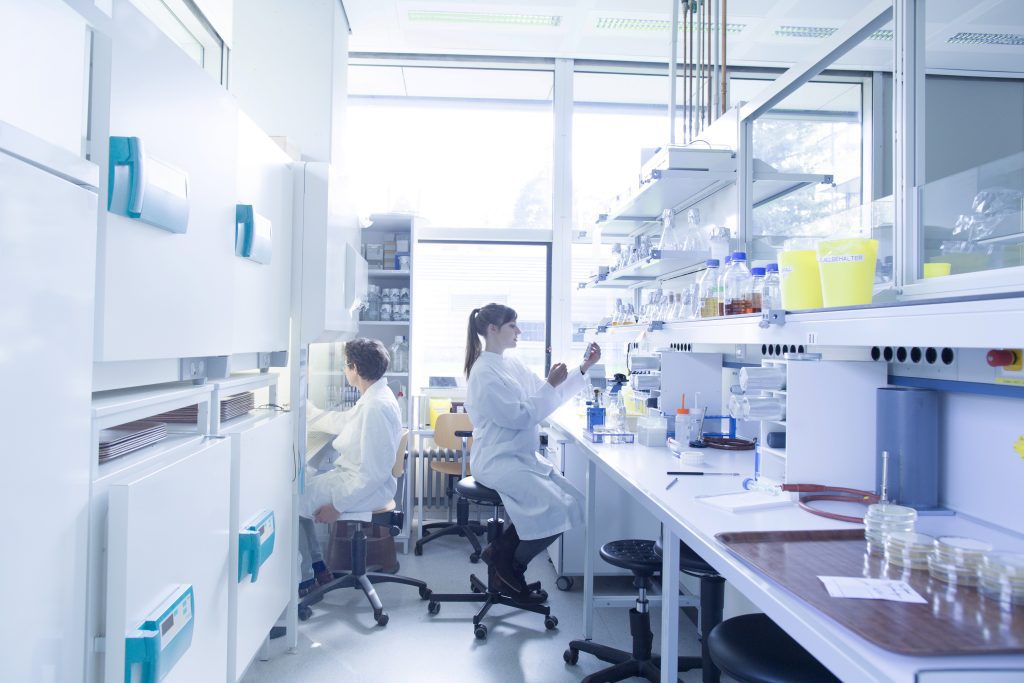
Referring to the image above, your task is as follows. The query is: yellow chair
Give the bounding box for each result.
[414,413,488,562]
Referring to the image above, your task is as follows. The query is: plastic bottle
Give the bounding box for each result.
[610,243,623,271]
[697,260,721,318]
[763,263,781,310]
[750,267,766,313]
[396,385,408,423]
[674,395,690,444]
[723,251,754,315]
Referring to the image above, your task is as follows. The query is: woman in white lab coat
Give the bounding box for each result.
[465,303,601,599]
[300,338,403,594]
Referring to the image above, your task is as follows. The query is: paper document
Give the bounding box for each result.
[818,576,926,603]
[695,491,792,512]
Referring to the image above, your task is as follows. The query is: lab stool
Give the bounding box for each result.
[654,535,726,683]
[564,539,706,683]
[423,477,557,640]
[298,503,430,626]
[707,613,840,683]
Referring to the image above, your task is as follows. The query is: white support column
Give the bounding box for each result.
[737,117,754,247]
[660,528,681,683]
[583,458,597,639]
[551,58,574,367]
[893,0,926,289]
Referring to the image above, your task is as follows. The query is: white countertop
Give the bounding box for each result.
[546,406,1024,683]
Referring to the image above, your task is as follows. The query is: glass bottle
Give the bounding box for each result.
[763,263,781,310]
[624,303,637,324]
[750,267,766,313]
[717,255,733,316]
[697,260,721,318]
[390,335,408,373]
[365,285,382,321]
[610,298,624,325]
[610,243,623,272]
[723,251,753,315]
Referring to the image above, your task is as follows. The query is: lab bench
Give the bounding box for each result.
[547,407,1024,683]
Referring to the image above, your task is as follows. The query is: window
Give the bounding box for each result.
[572,71,672,232]
[346,66,553,229]
[411,242,550,391]
[732,78,865,256]
[130,0,225,83]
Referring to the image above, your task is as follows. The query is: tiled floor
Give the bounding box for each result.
[242,532,712,683]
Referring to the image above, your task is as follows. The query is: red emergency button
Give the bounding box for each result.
[987,349,1019,367]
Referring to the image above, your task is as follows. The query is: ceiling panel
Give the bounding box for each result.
[346,0,1024,74]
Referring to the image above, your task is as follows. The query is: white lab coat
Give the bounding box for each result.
[302,379,402,518]
[466,351,588,540]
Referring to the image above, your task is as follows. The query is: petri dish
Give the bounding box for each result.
[928,555,979,586]
[934,536,993,566]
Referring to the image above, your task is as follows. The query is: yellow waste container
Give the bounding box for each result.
[778,249,823,310]
[816,238,878,307]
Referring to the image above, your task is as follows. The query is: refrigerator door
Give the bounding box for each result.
[0,144,98,682]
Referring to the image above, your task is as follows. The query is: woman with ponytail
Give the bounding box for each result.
[464,303,601,600]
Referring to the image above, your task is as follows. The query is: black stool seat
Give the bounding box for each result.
[455,476,502,505]
[708,613,839,683]
[654,537,719,578]
[600,539,661,577]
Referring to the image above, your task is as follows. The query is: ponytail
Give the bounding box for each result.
[464,303,517,378]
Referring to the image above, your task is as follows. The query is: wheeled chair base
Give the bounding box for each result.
[298,569,430,626]
[425,574,558,639]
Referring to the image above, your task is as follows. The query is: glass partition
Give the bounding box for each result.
[918,153,1024,280]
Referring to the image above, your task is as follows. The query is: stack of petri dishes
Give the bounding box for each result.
[977,551,1024,605]
[928,536,993,586]
[884,531,935,570]
[864,503,917,556]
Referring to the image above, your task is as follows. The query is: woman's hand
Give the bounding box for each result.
[581,343,602,373]
[547,362,568,387]
[314,503,342,524]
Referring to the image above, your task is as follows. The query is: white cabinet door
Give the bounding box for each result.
[0,149,97,683]
[229,414,293,681]
[105,439,231,683]
[95,0,239,361]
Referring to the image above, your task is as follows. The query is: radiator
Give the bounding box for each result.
[413,447,465,512]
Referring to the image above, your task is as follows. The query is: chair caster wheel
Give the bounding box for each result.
[298,605,312,622]
[544,615,558,630]
[471,580,483,593]
[474,624,488,640]
[374,610,389,626]
[414,545,423,556]
[563,648,578,665]
[428,601,440,615]
[418,586,432,600]
[555,576,574,591]
[469,553,480,563]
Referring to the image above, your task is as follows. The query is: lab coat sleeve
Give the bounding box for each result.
[471,365,561,430]
[360,401,401,491]
[306,399,352,435]
[555,365,588,403]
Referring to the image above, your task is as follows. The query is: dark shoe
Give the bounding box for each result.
[298,579,322,605]
[481,542,497,567]
[269,626,287,640]
[495,556,531,596]
[314,568,335,587]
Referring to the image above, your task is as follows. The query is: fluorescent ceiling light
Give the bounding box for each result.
[595,17,746,34]
[407,10,561,27]
[947,32,1024,46]
[775,25,892,40]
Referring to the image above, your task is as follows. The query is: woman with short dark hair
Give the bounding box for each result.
[298,337,402,595]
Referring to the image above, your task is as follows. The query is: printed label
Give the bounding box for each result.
[818,254,865,264]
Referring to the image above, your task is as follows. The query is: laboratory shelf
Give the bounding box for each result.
[94,433,205,481]
[596,163,832,240]
[358,320,409,327]
[586,292,1024,350]
[92,382,213,430]
[385,372,409,377]
[367,269,410,277]
[761,446,787,459]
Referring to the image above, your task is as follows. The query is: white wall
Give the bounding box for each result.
[231,0,349,163]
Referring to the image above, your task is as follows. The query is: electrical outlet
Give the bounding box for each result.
[180,357,206,380]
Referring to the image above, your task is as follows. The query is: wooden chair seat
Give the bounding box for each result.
[429,459,471,477]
